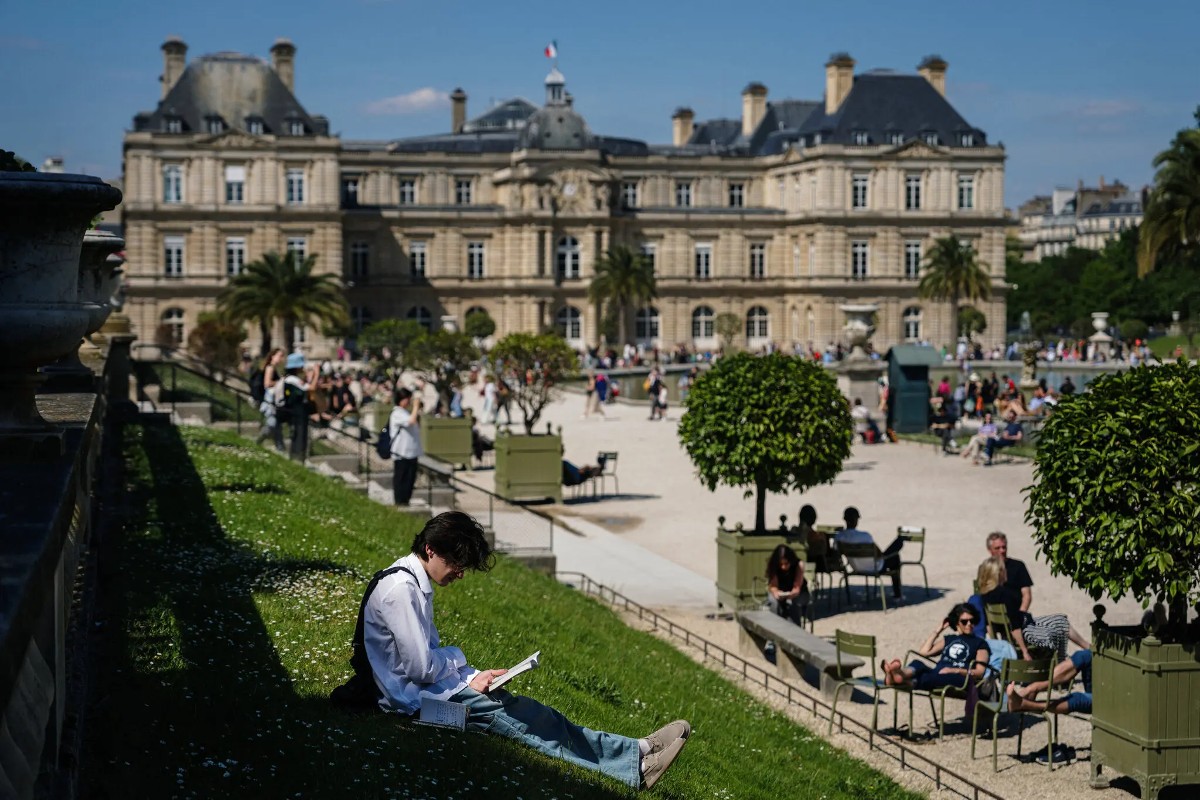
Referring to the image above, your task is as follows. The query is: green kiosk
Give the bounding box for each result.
[884,345,941,433]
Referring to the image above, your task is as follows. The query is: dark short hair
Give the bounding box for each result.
[843,506,860,524]
[411,511,494,572]
[798,504,817,526]
[947,602,979,628]
[395,387,413,404]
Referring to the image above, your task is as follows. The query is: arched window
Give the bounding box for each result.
[407,306,433,331]
[464,305,488,321]
[635,306,660,341]
[692,306,715,339]
[790,309,800,341]
[555,305,582,341]
[160,307,185,345]
[746,306,769,339]
[807,307,816,342]
[903,306,922,342]
[556,236,581,279]
[352,306,373,333]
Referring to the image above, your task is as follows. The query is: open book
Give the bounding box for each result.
[417,697,468,731]
[487,651,540,691]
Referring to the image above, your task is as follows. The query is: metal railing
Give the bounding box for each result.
[557,571,1008,800]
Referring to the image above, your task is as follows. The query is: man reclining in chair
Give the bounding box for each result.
[561,455,606,487]
[834,506,905,603]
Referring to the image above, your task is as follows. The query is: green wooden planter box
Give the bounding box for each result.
[715,518,805,610]
[1090,624,1200,800]
[494,431,562,503]
[420,415,473,469]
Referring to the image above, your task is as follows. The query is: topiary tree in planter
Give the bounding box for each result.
[464,309,496,342]
[409,329,479,411]
[489,332,578,435]
[358,318,427,380]
[678,352,854,534]
[1025,360,1200,799]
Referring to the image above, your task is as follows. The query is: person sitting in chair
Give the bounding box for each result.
[834,507,904,602]
[882,603,990,690]
[1006,650,1092,715]
[561,457,605,487]
[765,544,810,626]
[984,410,1023,465]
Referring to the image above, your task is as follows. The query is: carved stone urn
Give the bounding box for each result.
[840,303,878,361]
[44,229,126,374]
[0,172,122,453]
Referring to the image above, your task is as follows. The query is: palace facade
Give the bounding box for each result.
[123,39,1008,356]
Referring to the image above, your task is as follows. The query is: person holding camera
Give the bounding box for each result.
[389,386,423,505]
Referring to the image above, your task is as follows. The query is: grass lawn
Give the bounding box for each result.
[86,423,925,799]
[1148,334,1199,360]
[136,361,259,422]
[896,431,1037,460]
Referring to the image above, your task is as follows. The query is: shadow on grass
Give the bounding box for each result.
[84,422,631,799]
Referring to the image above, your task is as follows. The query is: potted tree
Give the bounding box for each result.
[356,319,428,433]
[489,332,577,502]
[410,329,479,468]
[1025,361,1200,800]
[678,352,854,609]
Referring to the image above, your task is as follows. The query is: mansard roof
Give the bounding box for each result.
[132,52,327,135]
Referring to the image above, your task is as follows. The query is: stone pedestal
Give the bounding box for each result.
[835,359,887,407]
[1090,312,1114,361]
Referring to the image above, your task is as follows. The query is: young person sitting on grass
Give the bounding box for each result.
[882,603,990,690]
[364,511,690,790]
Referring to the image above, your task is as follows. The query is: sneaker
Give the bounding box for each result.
[645,720,690,753]
[641,734,688,790]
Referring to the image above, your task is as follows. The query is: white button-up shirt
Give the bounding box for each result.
[364,553,476,713]
[388,406,423,460]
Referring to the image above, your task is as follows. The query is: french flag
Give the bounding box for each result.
[544,40,557,59]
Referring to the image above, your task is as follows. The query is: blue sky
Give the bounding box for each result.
[2,0,1196,206]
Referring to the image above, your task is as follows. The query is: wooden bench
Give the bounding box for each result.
[736,610,864,697]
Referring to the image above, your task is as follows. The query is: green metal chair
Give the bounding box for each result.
[809,524,845,610]
[896,525,929,597]
[985,603,1016,646]
[970,657,1057,771]
[828,631,893,745]
[891,649,989,741]
[837,541,898,611]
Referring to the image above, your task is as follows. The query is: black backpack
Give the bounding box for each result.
[249,369,266,405]
[375,424,393,460]
[330,564,415,711]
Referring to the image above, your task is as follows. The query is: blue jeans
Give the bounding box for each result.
[452,687,641,788]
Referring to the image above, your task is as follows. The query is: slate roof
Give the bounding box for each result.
[1081,194,1143,217]
[132,52,327,135]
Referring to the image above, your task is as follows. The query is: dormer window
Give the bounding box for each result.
[812,133,823,146]
[245,116,265,135]
[285,115,306,136]
[164,115,183,134]
[960,132,975,147]
[888,131,904,146]
[206,115,225,135]
[852,131,869,146]
[922,131,939,146]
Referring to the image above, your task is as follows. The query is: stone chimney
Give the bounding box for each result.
[161,37,187,99]
[450,88,467,133]
[271,38,297,93]
[824,53,855,115]
[917,55,948,97]
[741,83,768,137]
[672,107,695,146]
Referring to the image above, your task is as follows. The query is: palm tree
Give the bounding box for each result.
[918,236,992,343]
[1137,127,1200,277]
[588,245,656,345]
[218,250,349,355]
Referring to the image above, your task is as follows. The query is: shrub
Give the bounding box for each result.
[464,309,496,340]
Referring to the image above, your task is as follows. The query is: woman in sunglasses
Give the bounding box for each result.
[881,603,990,690]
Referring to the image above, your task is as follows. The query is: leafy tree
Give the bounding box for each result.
[677,352,854,533]
[1117,318,1149,343]
[489,332,578,434]
[918,236,992,341]
[408,329,479,411]
[186,312,245,378]
[358,319,428,378]
[716,312,742,352]
[217,251,348,355]
[588,245,656,344]
[1137,126,1200,277]
[958,307,987,340]
[464,309,496,341]
[1025,361,1200,633]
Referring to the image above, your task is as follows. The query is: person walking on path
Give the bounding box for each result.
[363,512,692,790]
[389,386,423,506]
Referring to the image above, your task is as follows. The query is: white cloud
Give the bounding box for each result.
[365,88,448,115]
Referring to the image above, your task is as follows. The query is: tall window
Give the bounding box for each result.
[635,307,660,340]
[556,236,580,279]
[694,243,712,279]
[692,306,715,339]
[904,240,922,280]
[163,235,184,277]
[161,308,185,344]
[224,165,245,204]
[225,237,246,276]
[749,243,766,279]
[409,241,427,278]
[407,306,433,330]
[807,239,815,276]
[351,306,373,333]
[903,306,922,341]
[851,240,869,280]
[777,178,786,207]
[728,182,745,208]
[341,176,359,208]
[556,306,582,340]
[851,174,869,210]
[675,181,692,208]
[399,178,416,205]
[640,243,656,273]
[957,174,975,210]
[960,132,975,147]
[349,241,369,281]
[286,237,307,263]
[905,174,921,210]
[746,306,769,339]
[162,164,182,204]
[285,168,305,205]
[455,179,473,205]
[467,241,485,280]
[621,182,638,209]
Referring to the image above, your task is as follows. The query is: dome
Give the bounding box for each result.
[519,106,592,150]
